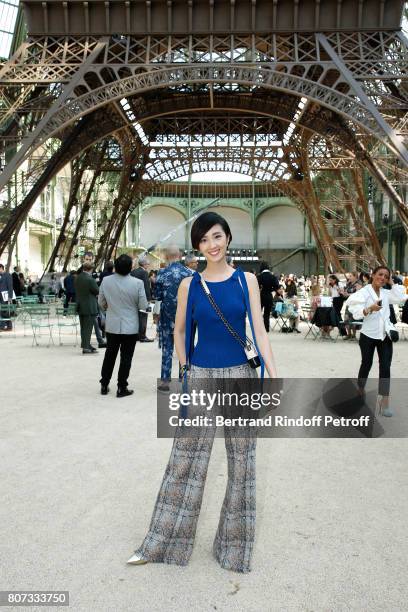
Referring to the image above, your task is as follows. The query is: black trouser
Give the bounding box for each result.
[64,292,75,312]
[138,311,148,340]
[100,332,138,389]
[358,332,393,396]
[332,296,344,321]
[79,315,94,349]
[260,292,273,332]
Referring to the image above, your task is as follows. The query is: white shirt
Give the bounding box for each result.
[347,284,407,340]
[328,282,344,298]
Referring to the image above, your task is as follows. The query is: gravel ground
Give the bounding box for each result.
[1,321,407,612]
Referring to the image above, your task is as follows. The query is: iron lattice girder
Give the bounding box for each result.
[2,32,407,83]
[1,30,407,172]
[122,91,359,152]
[144,115,284,141]
[144,146,296,182]
[0,63,400,182]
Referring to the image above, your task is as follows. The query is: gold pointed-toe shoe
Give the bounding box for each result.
[126,552,149,565]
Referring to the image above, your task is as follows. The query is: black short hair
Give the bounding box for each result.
[259,261,270,271]
[190,212,232,250]
[114,254,132,276]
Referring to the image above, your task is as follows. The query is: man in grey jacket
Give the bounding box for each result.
[98,254,148,397]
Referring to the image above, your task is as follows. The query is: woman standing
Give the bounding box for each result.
[128,212,277,573]
[347,266,407,416]
[343,271,363,340]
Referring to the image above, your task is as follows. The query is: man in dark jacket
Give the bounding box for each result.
[0,263,13,330]
[131,255,153,342]
[98,261,114,286]
[63,270,76,313]
[12,266,22,298]
[77,251,106,347]
[258,262,280,332]
[75,262,100,354]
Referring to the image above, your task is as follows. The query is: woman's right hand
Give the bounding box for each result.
[369,303,382,313]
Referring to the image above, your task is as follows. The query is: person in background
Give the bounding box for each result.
[18,272,26,295]
[403,272,408,295]
[258,261,279,332]
[12,266,22,300]
[185,253,199,272]
[75,262,100,354]
[343,271,363,340]
[391,270,403,285]
[98,254,148,397]
[155,245,193,391]
[49,273,59,296]
[63,271,76,314]
[285,277,299,309]
[131,255,154,343]
[77,251,106,348]
[149,270,158,300]
[309,283,321,319]
[98,261,114,285]
[0,263,13,331]
[272,285,285,308]
[327,274,346,321]
[359,271,370,286]
[347,266,408,417]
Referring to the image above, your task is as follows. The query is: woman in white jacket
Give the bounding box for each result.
[347,266,407,416]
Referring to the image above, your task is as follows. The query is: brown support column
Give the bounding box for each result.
[46,157,88,272]
[352,168,387,266]
[62,146,107,271]
[94,169,132,267]
[104,183,141,262]
[299,174,345,273]
[339,127,408,234]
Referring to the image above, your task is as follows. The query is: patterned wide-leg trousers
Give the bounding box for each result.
[160,327,175,381]
[134,363,258,573]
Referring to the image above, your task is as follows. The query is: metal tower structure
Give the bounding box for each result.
[1,0,407,271]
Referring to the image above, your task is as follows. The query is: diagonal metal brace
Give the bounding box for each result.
[0,38,108,192]
[317,33,408,169]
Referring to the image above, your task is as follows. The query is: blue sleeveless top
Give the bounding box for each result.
[186,268,248,368]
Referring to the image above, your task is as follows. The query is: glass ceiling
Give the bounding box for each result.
[0,0,19,59]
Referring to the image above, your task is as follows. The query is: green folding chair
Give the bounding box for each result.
[30,305,54,347]
[0,303,16,338]
[56,306,79,346]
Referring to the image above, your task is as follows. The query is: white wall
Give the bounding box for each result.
[257,206,305,249]
[140,206,186,248]
[210,206,252,248]
[28,234,43,277]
